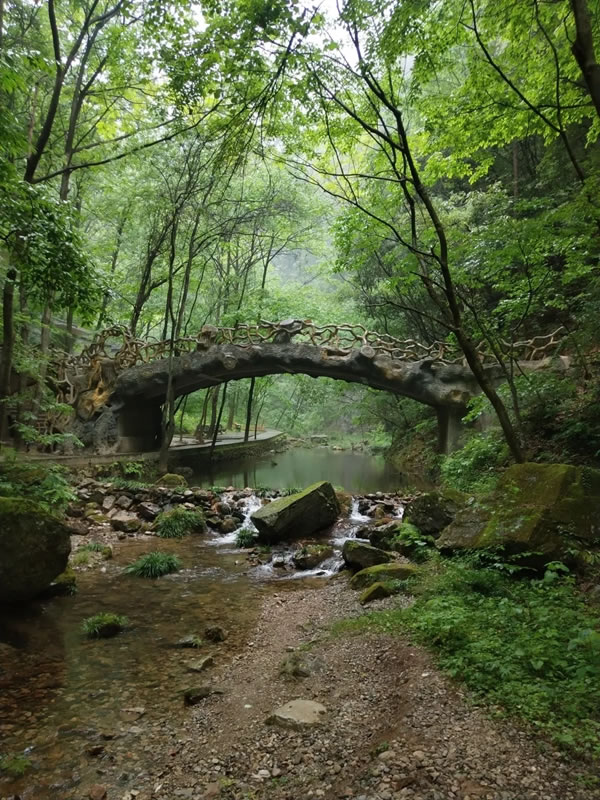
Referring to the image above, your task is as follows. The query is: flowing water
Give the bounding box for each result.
[189,445,406,493]
[0,487,402,799]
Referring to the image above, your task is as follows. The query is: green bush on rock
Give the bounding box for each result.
[82,612,128,638]
[125,551,181,578]
[155,507,206,538]
[154,473,188,488]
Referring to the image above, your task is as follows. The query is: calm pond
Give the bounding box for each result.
[188,445,405,493]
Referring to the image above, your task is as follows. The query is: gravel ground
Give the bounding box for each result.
[141,578,600,800]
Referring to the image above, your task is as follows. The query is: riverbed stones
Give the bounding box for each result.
[0,497,71,603]
[185,655,214,672]
[251,481,340,544]
[292,544,334,570]
[266,699,327,729]
[110,511,141,533]
[183,686,224,705]
[349,562,419,590]
[342,540,391,570]
[436,462,600,567]
[138,501,161,521]
[204,625,227,642]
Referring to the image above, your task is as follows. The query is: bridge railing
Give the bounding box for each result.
[50,321,566,404]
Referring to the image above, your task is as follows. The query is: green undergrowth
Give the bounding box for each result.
[155,506,206,538]
[0,456,75,511]
[0,753,32,777]
[105,476,152,491]
[125,551,181,577]
[333,557,600,760]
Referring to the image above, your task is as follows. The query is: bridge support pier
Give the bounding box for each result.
[436,407,466,454]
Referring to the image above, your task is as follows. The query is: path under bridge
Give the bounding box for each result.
[52,321,566,455]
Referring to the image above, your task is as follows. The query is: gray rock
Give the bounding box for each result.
[137,501,161,521]
[251,481,340,544]
[102,495,116,512]
[110,511,141,533]
[185,655,214,672]
[116,494,133,510]
[266,699,327,729]
[342,540,391,570]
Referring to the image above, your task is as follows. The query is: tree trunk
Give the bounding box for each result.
[570,0,600,120]
[0,267,16,443]
[244,377,255,443]
[209,383,228,460]
[207,385,221,439]
[226,387,237,430]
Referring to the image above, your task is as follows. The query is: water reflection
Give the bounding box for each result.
[190,446,404,493]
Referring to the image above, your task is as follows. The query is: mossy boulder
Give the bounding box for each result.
[350,562,419,590]
[251,481,340,544]
[368,521,402,550]
[436,462,600,567]
[155,473,188,488]
[359,581,396,604]
[0,497,71,603]
[342,540,391,570]
[403,489,467,537]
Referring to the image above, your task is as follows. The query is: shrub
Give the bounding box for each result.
[82,612,128,638]
[0,458,75,511]
[235,528,258,548]
[125,551,181,578]
[391,522,434,562]
[155,506,206,538]
[440,431,508,493]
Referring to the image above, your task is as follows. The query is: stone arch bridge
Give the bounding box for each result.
[52,321,565,454]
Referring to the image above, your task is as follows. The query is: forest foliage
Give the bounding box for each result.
[1,0,600,471]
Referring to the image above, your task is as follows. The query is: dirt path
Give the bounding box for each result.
[146,578,600,800]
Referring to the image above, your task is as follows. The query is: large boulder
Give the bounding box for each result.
[0,497,71,603]
[251,481,340,544]
[403,490,467,537]
[350,561,420,589]
[436,463,600,567]
[342,540,391,570]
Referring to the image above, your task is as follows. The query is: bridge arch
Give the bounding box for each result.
[72,341,481,454]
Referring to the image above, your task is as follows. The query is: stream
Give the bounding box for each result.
[0,487,398,800]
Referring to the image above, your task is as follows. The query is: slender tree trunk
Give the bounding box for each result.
[244,377,256,443]
[0,267,16,443]
[209,383,228,460]
[226,387,237,430]
[207,385,220,438]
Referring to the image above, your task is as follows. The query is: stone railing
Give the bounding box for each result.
[51,320,566,404]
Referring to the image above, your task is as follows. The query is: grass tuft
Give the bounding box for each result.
[0,754,32,777]
[235,528,257,548]
[155,506,206,538]
[82,612,128,638]
[125,551,181,578]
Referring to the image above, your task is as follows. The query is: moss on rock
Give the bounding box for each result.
[342,540,391,570]
[0,497,71,603]
[350,562,420,589]
[251,481,340,544]
[403,490,467,537]
[436,462,600,568]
